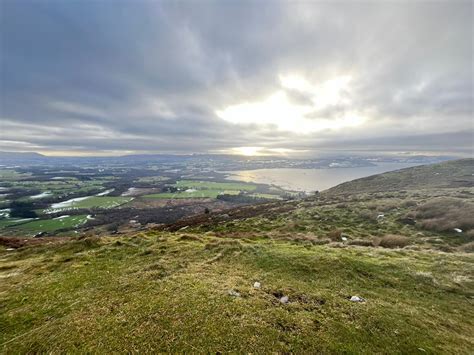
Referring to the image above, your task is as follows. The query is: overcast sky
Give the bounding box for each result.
[1,0,472,157]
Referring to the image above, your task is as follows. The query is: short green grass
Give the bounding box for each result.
[1,234,473,353]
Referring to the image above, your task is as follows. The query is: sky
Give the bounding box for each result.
[1,0,473,157]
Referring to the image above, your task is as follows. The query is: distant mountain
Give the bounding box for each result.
[0,151,45,160]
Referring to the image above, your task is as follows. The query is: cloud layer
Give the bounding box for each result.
[1,1,472,156]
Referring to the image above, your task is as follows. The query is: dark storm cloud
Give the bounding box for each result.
[0,0,472,156]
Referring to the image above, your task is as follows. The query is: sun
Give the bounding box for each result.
[232,146,262,156]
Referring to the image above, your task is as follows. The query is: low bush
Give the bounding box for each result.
[312,238,331,245]
[402,200,418,207]
[358,209,377,222]
[414,198,474,233]
[178,234,202,242]
[347,239,374,247]
[458,241,474,253]
[327,229,342,241]
[378,235,410,249]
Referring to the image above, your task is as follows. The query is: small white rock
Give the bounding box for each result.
[6,248,15,251]
[228,289,241,297]
[349,295,366,302]
[280,296,289,304]
[453,228,463,233]
[253,281,261,289]
[341,237,348,241]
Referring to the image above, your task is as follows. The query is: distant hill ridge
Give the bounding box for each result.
[326,158,474,194]
[0,151,45,159]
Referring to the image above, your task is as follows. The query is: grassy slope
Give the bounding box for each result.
[1,159,473,353]
[327,159,473,194]
[1,234,473,353]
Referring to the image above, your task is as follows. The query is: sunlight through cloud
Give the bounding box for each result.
[216,75,364,134]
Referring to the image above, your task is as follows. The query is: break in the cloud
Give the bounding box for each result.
[0,0,472,156]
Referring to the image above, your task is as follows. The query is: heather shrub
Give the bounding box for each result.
[312,238,331,245]
[378,235,410,249]
[459,241,474,253]
[376,205,395,212]
[358,209,377,222]
[327,229,342,241]
[347,239,374,247]
[401,200,418,207]
[414,198,474,233]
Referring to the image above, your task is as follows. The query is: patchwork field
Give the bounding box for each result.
[0,165,282,236]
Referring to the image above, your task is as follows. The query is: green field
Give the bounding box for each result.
[0,169,32,180]
[144,180,256,199]
[174,180,256,191]
[0,218,36,229]
[248,193,282,200]
[5,215,89,233]
[45,196,133,213]
[4,178,112,198]
[145,189,240,199]
[137,176,170,183]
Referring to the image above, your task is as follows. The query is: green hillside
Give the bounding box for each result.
[327,158,473,195]
[1,159,473,353]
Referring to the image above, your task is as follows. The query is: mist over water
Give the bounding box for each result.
[226,162,422,192]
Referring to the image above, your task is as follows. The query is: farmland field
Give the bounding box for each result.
[248,193,282,200]
[3,215,88,234]
[144,180,258,199]
[174,180,257,191]
[145,189,241,199]
[45,196,133,213]
[0,170,31,180]
[137,176,170,183]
